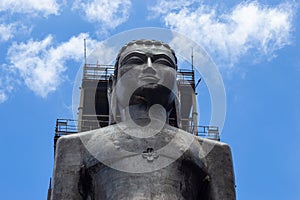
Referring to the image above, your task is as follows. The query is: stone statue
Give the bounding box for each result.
[51,40,236,200]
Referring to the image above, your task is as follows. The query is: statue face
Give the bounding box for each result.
[115,44,177,110]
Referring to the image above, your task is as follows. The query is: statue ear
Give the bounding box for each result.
[107,75,113,95]
[108,75,117,125]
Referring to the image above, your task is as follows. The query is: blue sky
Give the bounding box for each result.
[0,0,299,199]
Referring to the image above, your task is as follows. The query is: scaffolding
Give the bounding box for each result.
[55,119,220,141]
[54,62,220,145]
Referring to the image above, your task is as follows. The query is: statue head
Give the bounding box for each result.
[109,40,178,124]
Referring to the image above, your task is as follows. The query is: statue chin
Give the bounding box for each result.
[129,85,175,106]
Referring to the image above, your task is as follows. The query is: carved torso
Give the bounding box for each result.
[76,124,209,200]
[81,154,210,200]
[51,124,235,200]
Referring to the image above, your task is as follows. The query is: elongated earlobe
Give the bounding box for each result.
[108,75,117,125]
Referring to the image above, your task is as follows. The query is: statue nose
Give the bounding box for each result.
[143,57,156,74]
[147,57,152,67]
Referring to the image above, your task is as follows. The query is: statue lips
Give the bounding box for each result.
[139,74,160,83]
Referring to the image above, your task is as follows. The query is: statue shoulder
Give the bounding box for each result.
[79,124,121,143]
[56,133,82,152]
[194,136,232,153]
[55,125,116,153]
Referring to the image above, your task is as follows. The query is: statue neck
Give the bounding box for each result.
[120,104,169,126]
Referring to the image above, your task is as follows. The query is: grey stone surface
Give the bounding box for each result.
[51,123,235,200]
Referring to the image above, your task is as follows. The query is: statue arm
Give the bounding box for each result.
[51,136,83,200]
[205,142,236,200]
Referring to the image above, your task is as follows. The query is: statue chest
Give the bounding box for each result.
[81,159,209,200]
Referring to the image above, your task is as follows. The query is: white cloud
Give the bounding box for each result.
[72,0,131,30]
[0,63,17,104]
[0,0,60,16]
[0,23,15,42]
[0,66,16,103]
[0,21,34,43]
[151,1,295,67]
[6,33,101,98]
[148,0,201,18]
[0,0,60,42]
[0,90,7,103]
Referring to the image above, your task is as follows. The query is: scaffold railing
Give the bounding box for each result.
[177,69,195,87]
[55,119,78,135]
[83,63,195,86]
[83,64,114,80]
[197,125,220,141]
[55,118,103,135]
[181,120,220,141]
[55,118,220,141]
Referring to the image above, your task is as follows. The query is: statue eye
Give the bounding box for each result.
[153,58,175,68]
[121,56,145,66]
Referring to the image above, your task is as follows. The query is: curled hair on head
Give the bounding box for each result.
[113,39,178,79]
